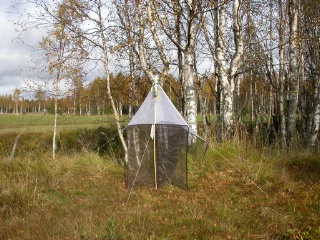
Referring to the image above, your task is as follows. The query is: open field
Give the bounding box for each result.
[0,114,127,133]
[0,114,320,239]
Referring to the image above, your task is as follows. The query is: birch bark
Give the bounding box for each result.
[278,0,287,148]
[149,0,198,135]
[287,0,300,145]
[97,2,128,163]
[202,0,243,140]
[183,0,198,134]
[310,75,320,147]
[53,91,58,159]
[230,0,244,136]
[300,0,320,148]
[137,2,158,84]
[215,1,230,138]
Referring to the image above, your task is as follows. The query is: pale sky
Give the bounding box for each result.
[0,0,107,97]
[0,0,213,97]
[0,0,31,96]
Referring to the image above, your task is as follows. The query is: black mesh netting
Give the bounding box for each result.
[126,124,188,189]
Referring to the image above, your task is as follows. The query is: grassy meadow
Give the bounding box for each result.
[0,114,320,239]
[0,114,127,133]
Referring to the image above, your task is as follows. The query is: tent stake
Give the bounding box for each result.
[153,84,158,189]
[153,124,157,189]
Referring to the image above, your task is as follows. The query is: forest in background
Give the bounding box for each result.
[0,0,319,151]
[1,1,320,238]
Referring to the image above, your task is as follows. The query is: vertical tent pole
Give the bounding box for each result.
[153,79,158,189]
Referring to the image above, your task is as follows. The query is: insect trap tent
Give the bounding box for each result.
[126,83,203,189]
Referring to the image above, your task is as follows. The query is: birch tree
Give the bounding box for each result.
[17,0,127,159]
[13,89,21,115]
[76,0,129,161]
[148,0,201,135]
[114,0,139,119]
[35,87,46,113]
[129,0,174,89]
[37,0,128,162]
[40,24,72,159]
[287,0,300,146]
[278,0,287,148]
[201,0,244,140]
[136,1,159,84]
[300,0,320,148]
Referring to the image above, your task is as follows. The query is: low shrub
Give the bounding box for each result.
[58,126,122,158]
[0,126,123,161]
[0,132,52,160]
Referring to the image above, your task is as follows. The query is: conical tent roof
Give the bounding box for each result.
[128,85,200,138]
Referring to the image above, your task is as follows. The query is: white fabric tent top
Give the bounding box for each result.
[128,85,203,140]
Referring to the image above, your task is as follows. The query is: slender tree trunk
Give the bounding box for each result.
[198,76,208,139]
[137,3,157,83]
[267,0,274,134]
[287,0,300,145]
[175,10,185,115]
[230,0,244,138]
[216,76,223,143]
[147,2,170,84]
[309,75,320,147]
[214,0,244,140]
[212,0,222,143]
[180,0,198,137]
[128,55,135,119]
[216,0,233,139]
[123,0,135,119]
[233,76,241,138]
[278,0,287,148]
[53,96,58,159]
[73,90,77,116]
[249,73,257,143]
[184,50,197,134]
[98,6,127,164]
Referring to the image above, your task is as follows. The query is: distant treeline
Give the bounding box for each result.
[0,73,195,116]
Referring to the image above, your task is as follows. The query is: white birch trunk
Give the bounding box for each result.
[309,75,320,147]
[287,0,299,145]
[137,3,156,83]
[198,77,208,139]
[147,2,170,83]
[73,90,76,116]
[52,96,58,159]
[278,0,287,148]
[121,0,136,119]
[146,0,198,135]
[216,1,233,137]
[118,101,123,116]
[183,0,198,135]
[98,5,128,164]
[230,0,243,136]
[183,56,197,134]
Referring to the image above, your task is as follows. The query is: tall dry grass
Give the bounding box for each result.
[1,141,320,239]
